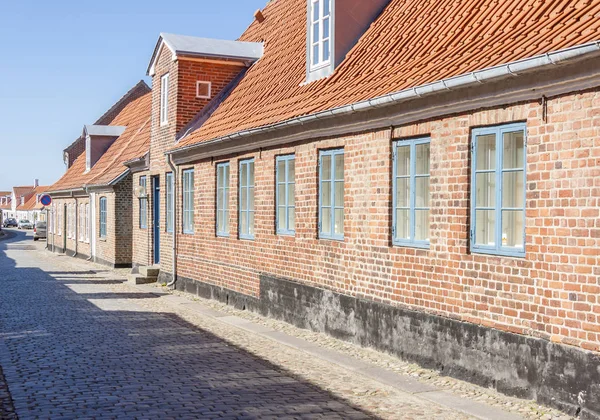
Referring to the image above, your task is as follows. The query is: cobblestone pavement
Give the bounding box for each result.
[0,229,471,419]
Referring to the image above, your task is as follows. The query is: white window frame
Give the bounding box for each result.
[160,73,170,126]
[196,81,212,99]
[238,159,255,240]
[216,162,230,237]
[85,203,90,243]
[309,0,332,70]
[318,149,344,241]
[276,155,295,235]
[165,172,174,233]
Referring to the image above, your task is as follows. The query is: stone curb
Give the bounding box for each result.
[133,283,522,420]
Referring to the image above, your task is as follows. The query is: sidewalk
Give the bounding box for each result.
[40,245,572,420]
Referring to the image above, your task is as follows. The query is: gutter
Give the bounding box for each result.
[169,41,600,160]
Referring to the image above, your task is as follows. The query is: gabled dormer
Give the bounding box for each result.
[83,125,126,172]
[146,33,263,165]
[306,0,391,82]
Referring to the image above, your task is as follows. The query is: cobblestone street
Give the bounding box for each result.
[0,230,570,419]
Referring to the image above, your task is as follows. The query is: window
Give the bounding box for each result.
[310,0,331,69]
[85,203,90,242]
[58,206,62,236]
[239,159,255,239]
[216,162,230,236]
[319,149,344,240]
[393,138,431,247]
[471,123,526,257]
[196,81,211,99]
[160,73,169,125]
[166,172,174,233]
[139,176,148,229]
[99,197,107,238]
[79,204,85,241]
[276,155,295,235]
[182,169,194,234]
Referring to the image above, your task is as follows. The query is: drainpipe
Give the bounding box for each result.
[73,197,78,258]
[167,154,178,288]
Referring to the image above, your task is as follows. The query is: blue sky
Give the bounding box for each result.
[0,0,266,191]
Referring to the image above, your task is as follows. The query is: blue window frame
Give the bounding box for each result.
[182,169,194,234]
[139,176,148,229]
[471,123,526,257]
[276,155,295,235]
[392,138,430,248]
[165,172,174,233]
[99,197,107,238]
[216,162,230,237]
[319,149,344,240]
[239,159,255,240]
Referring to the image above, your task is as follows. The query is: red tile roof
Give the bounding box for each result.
[48,91,152,192]
[13,186,34,199]
[177,0,600,148]
[20,187,50,211]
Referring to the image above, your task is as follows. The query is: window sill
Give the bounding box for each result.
[470,247,525,258]
[99,237,107,242]
[239,235,255,241]
[319,235,344,242]
[277,231,295,237]
[393,241,430,250]
[216,233,229,238]
[182,231,194,235]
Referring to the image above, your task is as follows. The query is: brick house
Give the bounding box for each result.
[18,186,50,223]
[132,0,599,416]
[46,82,151,268]
[9,183,37,221]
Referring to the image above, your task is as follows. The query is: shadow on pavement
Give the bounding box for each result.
[0,230,378,419]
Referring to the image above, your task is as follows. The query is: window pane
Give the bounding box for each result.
[396,178,410,207]
[249,188,255,211]
[277,161,286,182]
[415,210,430,241]
[225,165,230,186]
[321,155,331,180]
[334,181,343,206]
[396,146,410,176]
[322,209,331,234]
[416,143,430,175]
[323,0,330,16]
[312,22,319,43]
[395,209,409,239]
[224,210,229,232]
[334,208,343,235]
[224,187,229,209]
[289,159,295,180]
[240,187,247,210]
[313,0,319,21]
[476,173,496,207]
[415,177,429,207]
[476,134,496,170]
[240,164,248,187]
[249,212,255,236]
[321,181,331,206]
[217,210,223,232]
[240,212,247,235]
[278,184,286,206]
[312,44,319,66]
[288,207,295,231]
[475,210,495,246]
[323,40,330,62]
[334,154,344,180]
[503,131,524,169]
[502,210,524,248]
[502,171,524,208]
[217,188,223,211]
[288,183,295,206]
[248,162,254,186]
[278,207,286,231]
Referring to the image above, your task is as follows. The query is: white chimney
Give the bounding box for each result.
[34,179,39,188]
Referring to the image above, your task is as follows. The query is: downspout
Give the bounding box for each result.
[167,154,178,288]
[85,187,94,261]
[73,197,78,258]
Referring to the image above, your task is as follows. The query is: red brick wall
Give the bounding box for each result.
[46,196,91,258]
[172,87,600,353]
[139,47,247,273]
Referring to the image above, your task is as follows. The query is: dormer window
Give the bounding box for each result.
[310,0,331,69]
[160,73,170,126]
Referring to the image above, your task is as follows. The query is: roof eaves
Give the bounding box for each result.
[172,40,600,161]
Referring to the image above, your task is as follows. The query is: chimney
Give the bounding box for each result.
[34,179,39,188]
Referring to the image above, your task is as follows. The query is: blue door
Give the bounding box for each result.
[153,177,160,264]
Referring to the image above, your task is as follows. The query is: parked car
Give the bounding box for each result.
[18,220,33,230]
[3,218,18,228]
[33,221,47,241]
